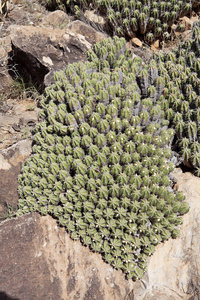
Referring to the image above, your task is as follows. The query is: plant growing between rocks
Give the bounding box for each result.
[17,35,190,281]
[154,21,200,175]
[41,0,199,41]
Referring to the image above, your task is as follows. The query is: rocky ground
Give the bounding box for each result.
[0,1,200,299]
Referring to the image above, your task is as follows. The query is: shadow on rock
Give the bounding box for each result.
[0,292,19,300]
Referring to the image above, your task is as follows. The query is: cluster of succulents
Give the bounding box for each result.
[43,0,198,41]
[152,21,200,175]
[17,36,189,281]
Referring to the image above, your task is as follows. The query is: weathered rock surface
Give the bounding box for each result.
[83,10,106,27]
[0,139,32,219]
[131,37,143,48]
[0,36,13,92]
[134,169,200,300]
[0,99,38,150]
[0,213,135,300]
[0,170,199,299]
[41,10,73,28]
[7,21,106,89]
[66,20,107,44]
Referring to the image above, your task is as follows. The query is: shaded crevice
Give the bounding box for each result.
[7,43,49,94]
[179,163,194,173]
[0,292,19,300]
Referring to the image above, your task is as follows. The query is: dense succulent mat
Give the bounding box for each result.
[154,21,200,174]
[44,0,198,40]
[17,36,189,280]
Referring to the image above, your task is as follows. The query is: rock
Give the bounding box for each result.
[0,140,32,219]
[7,6,31,25]
[0,36,13,92]
[7,25,92,89]
[84,10,106,27]
[151,39,159,51]
[133,47,153,62]
[133,170,200,300]
[179,16,193,31]
[0,213,135,300]
[66,20,107,44]
[131,37,143,47]
[41,10,72,28]
[6,2,48,27]
[0,101,38,150]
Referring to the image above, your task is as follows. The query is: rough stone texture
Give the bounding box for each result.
[0,170,200,299]
[0,213,62,300]
[7,6,33,26]
[0,100,38,150]
[0,140,32,219]
[41,10,73,28]
[7,25,91,90]
[0,36,13,92]
[83,10,106,27]
[151,39,159,51]
[179,16,193,31]
[0,213,135,300]
[66,20,107,44]
[133,169,200,300]
[131,37,143,47]
[175,29,193,42]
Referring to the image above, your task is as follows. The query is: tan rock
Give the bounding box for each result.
[0,36,13,92]
[151,39,159,51]
[66,20,107,44]
[0,140,32,218]
[179,16,193,30]
[0,154,11,170]
[0,104,38,151]
[41,10,72,28]
[84,10,106,26]
[190,13,199,23]
[0,213,135,299]
[3,139,32,166]
[132,37,143,47]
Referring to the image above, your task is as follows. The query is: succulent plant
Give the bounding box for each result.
[154,21,200,172]
[17,35,189,281]
[43,0,199,41]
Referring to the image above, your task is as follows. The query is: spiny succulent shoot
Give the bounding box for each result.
[17,36,189,281]
[153,21,200,175]
[55,0,197,41]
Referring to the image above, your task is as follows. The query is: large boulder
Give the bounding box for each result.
[7,23,106,89]
[0,213,135,300]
